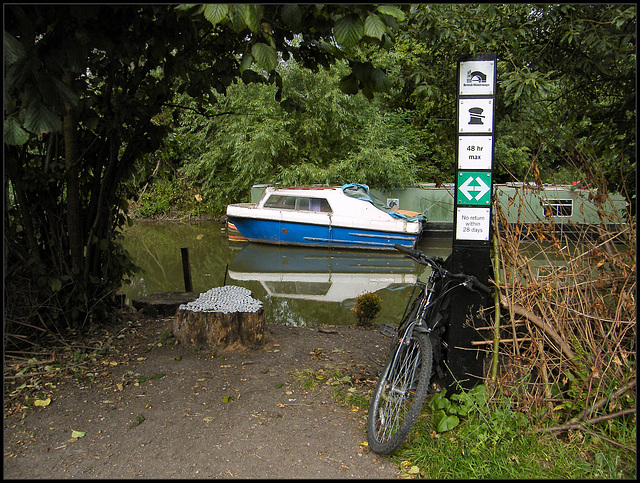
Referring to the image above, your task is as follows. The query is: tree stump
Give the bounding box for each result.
[132,291,200,317]
[173,285,267,350]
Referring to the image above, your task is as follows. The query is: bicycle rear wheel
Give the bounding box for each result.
[367,330,433,455]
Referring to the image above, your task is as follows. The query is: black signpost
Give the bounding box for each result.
[446,52,496,390]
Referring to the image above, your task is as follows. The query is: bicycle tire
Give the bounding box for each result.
[367,330,433,455]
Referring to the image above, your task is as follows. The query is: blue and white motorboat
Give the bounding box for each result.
[226,184,425,250]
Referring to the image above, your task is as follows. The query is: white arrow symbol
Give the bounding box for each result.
[460,176,490,201]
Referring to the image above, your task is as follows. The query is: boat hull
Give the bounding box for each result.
[227,216,419,250]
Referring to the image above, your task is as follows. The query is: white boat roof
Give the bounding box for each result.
[256,185,422,222]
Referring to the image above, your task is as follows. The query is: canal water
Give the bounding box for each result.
[119,220,453,327]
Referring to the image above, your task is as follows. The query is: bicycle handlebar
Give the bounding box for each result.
[394,244,443,265]
[394,244,492,295]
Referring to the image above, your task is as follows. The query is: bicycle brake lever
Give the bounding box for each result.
[465,276,492,296]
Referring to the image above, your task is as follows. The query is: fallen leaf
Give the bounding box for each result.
[71,430,85,439]
[34,398,51,407]
[128,414,145,429]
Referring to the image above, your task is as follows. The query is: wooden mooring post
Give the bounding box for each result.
[181,247,193,292]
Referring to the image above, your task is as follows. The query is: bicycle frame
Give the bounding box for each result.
[393,263,471,377]
[397,269,443,339]
[367,244,493,455]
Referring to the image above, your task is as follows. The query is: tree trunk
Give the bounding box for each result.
[63,71,83,274]
[173,307,267,350]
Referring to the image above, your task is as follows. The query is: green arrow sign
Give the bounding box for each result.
[457,171,491,205]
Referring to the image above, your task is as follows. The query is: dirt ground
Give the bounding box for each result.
[3,311,401,479]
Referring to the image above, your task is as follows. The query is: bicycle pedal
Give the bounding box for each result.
[379,323,397,338]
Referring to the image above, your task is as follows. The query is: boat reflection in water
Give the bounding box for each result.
[227,243,421,304]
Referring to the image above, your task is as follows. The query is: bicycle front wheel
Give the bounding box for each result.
[367,330,433,455]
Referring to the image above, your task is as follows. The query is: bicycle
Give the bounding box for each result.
[367,243,492,455]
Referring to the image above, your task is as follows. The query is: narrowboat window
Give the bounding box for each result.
[542,199,573,217]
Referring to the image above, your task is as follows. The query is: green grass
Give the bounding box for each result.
[292,366,636,478]
[391,388,636,479]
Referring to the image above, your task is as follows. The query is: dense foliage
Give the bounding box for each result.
[4,4,402,341]
[139,4,635,216]
[4,4,635,342]
[149,62,420,215]
[371,4,636,195]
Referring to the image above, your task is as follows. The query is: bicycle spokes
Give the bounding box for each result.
[373,339,422,442]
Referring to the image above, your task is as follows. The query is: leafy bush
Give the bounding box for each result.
[134,178,211,218]
[351,292,382,327]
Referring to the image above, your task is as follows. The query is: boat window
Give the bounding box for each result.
[309,198,331,213]
[264,195,296,210]
[295,197,309,211]
[542,199,573,217]
[264,194,331,213]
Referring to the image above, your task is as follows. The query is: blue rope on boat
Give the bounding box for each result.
[341,183,424,222]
